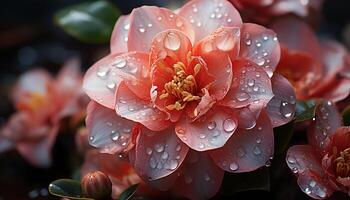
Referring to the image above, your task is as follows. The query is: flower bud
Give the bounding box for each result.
[81,171,112,200]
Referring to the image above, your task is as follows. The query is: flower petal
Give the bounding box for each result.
[115,82,171,131]
[210,110,274,172]
[193,26,241,62]
[175,107,238,151]
[149,29,193,66]
[0,135,13,153]
[308,101,343,151]
[172,151,225,200]
[83,52,152,109]
[134,126,189,181]
[239,23,280,77]
[220,59,273,109]
[266,73,296,127]
[178,0,242,42]
[128,6,194,52]
[86,101,136,154]
[110,15,130,54]
[297,171,332,199]
[271,17,321,59]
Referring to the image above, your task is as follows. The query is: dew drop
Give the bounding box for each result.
[247,79,255,86]
[309,180,316,187]
[97,66,110,77]
[139,27,146,33]
[161,151,169,160]
[223,118,237,133]
[236,92,250,101]
[245,39,251,46]
[146,147,153,155]
[111,131,120,141]
[253,146,262,155]
[176,144,182,152]
[89,136,94,141]
[154,144,165,153]
[124,23,130,30]
[199,134,206,139]
[149,157,157,169]
[204,174,211,181]
[229,162,239,171]
[164,32,181,51]
[207,121,217,130]
[176,18,183,27]
[215,31,236,51]
[280,101,294,118]
[287,156,296,164]
[112,57,127,68]
[167,160,178,170]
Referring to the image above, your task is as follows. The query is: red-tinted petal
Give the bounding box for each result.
[110,15,130,54]
[210,110,274,172]
[172,151,225,200]
[271,17,321,59]
[178,0,242,42]
[324,127,350,154]
[316,79,350,102]
[308,101,342,151]
[134,126,189,181]
[286,145,324,177]
[149,29,193,66]
[128,6,194,53]
[266,73,296,127]
[86,101,136,154]
[115,82,171,131]
[175,106,238,151]
[239,23,280,77]
[193,26,241,62]
[220,59,273,109]
[297,171,333,199]
[0,135,13,153]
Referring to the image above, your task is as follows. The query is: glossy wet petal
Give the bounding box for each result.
[239,23,280,77]
[128,6,194,52]
[86,101,136,154]
[266,74,296,127]
[110,15,130,54]
[115,82,171,131]
[176,107,238,151]
[134,126,189,181]
[297,171,332,199]
[178,0,242,42]
[210,110,274,172]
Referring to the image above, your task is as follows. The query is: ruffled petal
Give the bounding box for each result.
[175,106,238,151]
[178,0,242,42]
[308,101,342,151]
[149,29,193,66]
[110,15,130,54]
[266,73,296,127]
[172,151,225,200]
[239,23,280,77]
[86,101,136,154]
[210,110,274,172]
[128,6,194,52]
[220,59,273,109]
[115,82,171,131]
[134,126,189,181]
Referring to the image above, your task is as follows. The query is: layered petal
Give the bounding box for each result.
[86,101,136,154]
[172,151,225,200]
[178,0,242,42]
[115,82,171,131]
[308,101,343,151]
[110,15,130,54]
[134,126,189,181]
[127,6,194,52]
[220,59,273,109]
[175,106,238,151]
[210,110,274,172]
[239,23,280,77]
[266,73,296,127]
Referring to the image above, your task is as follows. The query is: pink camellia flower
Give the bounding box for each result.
[271,17,350,102]
[83,0,296,199]
[0,59,87,168]
[286,100,350,199]
[229,0,322,24]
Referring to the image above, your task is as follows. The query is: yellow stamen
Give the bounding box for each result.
[333,147,350,178]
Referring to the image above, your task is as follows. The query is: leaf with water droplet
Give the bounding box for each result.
[342,105,350,126]
[220,167,270,195]
[295,100,317,122]
[48,179,92,200]
[54,1,121,43]
[118,184,139,200]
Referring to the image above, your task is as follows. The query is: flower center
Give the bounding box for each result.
[332,147,350,178]
[160,61,202,111]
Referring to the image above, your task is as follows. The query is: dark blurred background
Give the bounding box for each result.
[0,0,349,199]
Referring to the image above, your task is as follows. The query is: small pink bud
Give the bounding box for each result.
[81,171,112,200]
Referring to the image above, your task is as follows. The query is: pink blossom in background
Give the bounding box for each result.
[0,58,87,168]
[272,17,350,102]
[287,100,350,199]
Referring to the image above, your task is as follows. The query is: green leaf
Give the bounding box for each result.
[54,1,121,43]
[119,184,139,200]
[48,179,92,200]
[274,121,295,155]
[343,105,350,126]
[220,167,270,195]
[294,100,317,122]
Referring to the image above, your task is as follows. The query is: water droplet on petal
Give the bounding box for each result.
[253,146,262,155]
[207,121,216,130]
[223,118,236,133]
[161,152,169,160]
[236,92,250,101]
[204,174,210,181]
[229,162,239,171]
[280,101,294,118]
[176,18,183,27]
[146,147,153,155]
[111,131,120,141]
[149,157,157,169]
[154,144,165,153]
[245,39,251,46]
[215,30,237,51]
[112,57,127,68]
[139,27,146,33]
[167,160,178,170]
[164,32,181,51]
